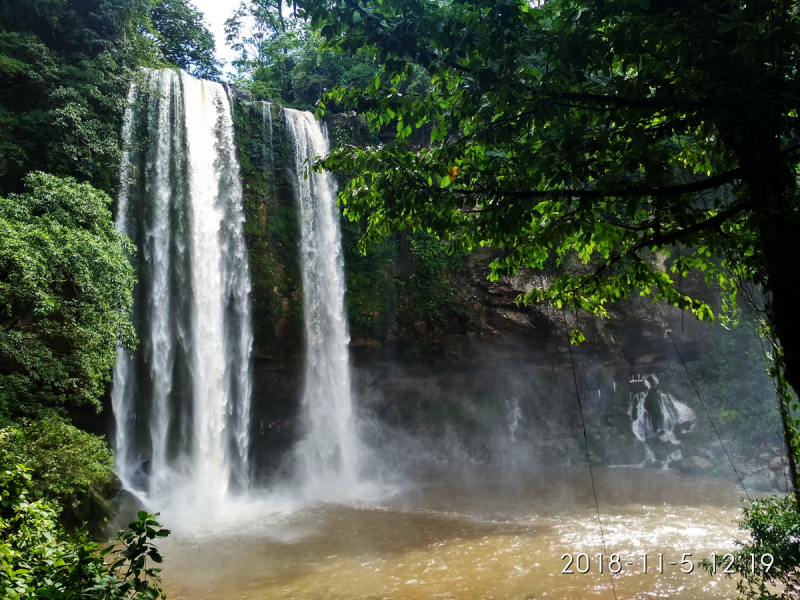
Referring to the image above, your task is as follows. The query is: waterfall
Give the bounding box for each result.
[284,108,361,496]
[506,397,524,442]
[629,374,696,465]
[261,101,273,175]
[112,69,253,510]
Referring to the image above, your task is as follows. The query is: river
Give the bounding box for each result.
[160,466,745,600]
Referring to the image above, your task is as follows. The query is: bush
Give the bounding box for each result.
[0,464,169,599]
[0,419,116,528]
[0,172,136,421]
[702,494,800,599]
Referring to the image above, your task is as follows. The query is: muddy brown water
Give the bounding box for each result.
[160,466,755,599]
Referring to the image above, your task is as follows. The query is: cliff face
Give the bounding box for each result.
[231,102,785,490]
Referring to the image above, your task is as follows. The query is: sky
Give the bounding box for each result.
[191,0,241,76]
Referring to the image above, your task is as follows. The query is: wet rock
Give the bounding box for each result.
[683,455,713,471]
[769,456,787,471]
[738,464,760,476]
[741,475,774,493]
[769,469,792,493]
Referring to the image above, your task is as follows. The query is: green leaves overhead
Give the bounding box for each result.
[299,0,799,329]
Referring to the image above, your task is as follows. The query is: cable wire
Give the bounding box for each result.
[652,303,752,502]
[566,311,619,600]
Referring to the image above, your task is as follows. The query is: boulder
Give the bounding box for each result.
[684,455,713,471]
[769,456,787,471]
[741,475,775,493]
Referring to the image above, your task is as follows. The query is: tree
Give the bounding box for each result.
[226,0,299,69]
[151,0,222,79]
[297,0,800,491]
[0,173,136,423]
[226,3,380,106]
[0,0,159,194]
[225,0,306,100]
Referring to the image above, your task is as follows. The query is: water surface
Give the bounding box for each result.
[161,466,745,599]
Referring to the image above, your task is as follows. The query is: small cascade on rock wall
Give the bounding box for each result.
[284,108,361,497]
[629,374,696,466]
[112,69,253,511]
[261,101,273,174]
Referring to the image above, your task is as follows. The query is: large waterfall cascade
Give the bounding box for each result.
[284,108,362,496]
[112,69,253,511]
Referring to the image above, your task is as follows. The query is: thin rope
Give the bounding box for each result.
[566,311,619,600]
[741,290,793,494]
[676,243,684,333]
[653,303,752,502]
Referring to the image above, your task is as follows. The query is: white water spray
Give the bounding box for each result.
[506,397,524,442]
[112,69,253,514]
[284,109,361,497]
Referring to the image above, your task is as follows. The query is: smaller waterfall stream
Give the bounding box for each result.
[261,101,273,174]
[284,108,362,497]
[629,374,696,466]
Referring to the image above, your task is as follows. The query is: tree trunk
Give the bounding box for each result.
[747,146,800,509]
[762,217,800,509]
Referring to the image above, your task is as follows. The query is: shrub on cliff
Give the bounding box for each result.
[0,172,136,423]
[0,420,116,530]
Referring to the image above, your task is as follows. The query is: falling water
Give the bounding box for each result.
[505,397,524,441]
[261,101,273,175]
[284,108,361,496]
[112,69,253,510]
[629,374,696,466]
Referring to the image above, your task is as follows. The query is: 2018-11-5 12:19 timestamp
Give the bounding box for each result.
[560,552,774,575]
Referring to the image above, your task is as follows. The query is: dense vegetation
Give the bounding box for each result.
[0,173,136,423]
[0,1,213,595]
[1,464,169,600]
[1,0,799,595]
[224,0,429,109]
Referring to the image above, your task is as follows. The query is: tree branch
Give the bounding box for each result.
[445,166,744,202]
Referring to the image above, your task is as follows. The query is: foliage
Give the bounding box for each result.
[0,420,115,524]
[151,0,221,79]
[225,0,302,86]
[290,33,381,109]
[341,216,399,340]
[298,0,800,488]
[0,0,160,193]
[0,464,169,599]
[0,173,136,422]
[299,0,797,318]
[226,3,379,108]
[246,30,307,103]
[701,494,800,599]
[656,304,783,450]
[405,232,471,330]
